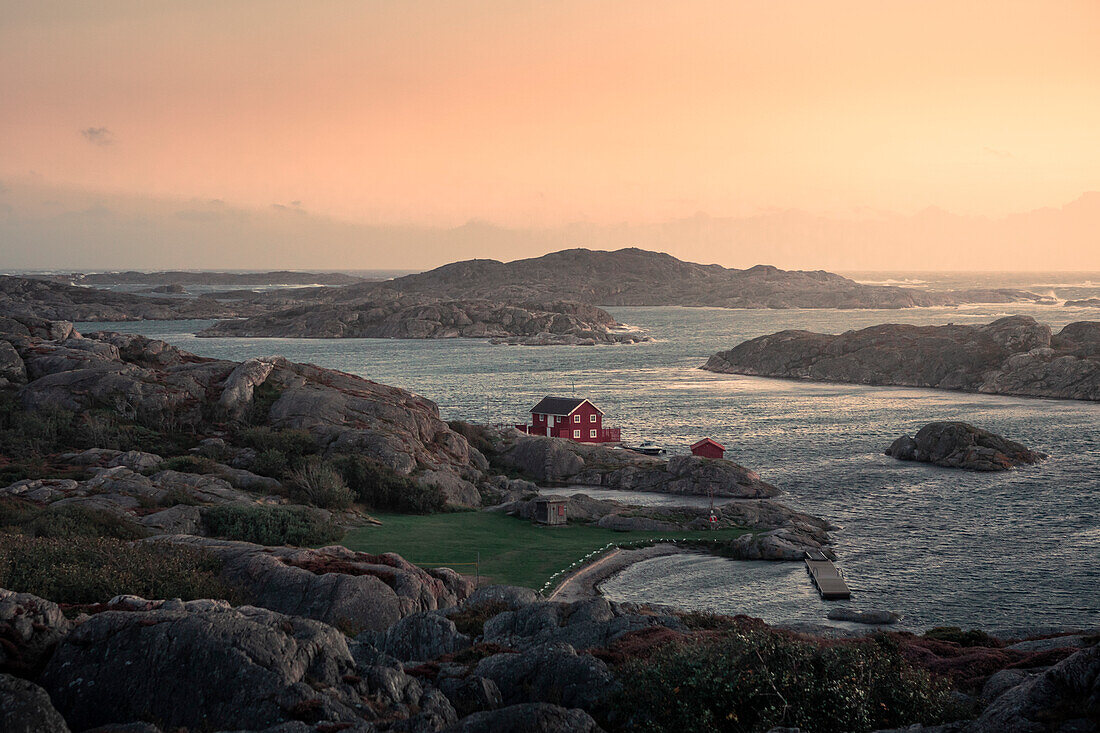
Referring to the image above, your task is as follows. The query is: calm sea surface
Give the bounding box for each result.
[78,280,1100,632]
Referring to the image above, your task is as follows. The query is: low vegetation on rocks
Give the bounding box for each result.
[0,534,234,605]
[610,629,956,733]
[201,505,343,546]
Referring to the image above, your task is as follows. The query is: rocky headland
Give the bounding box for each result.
[36,270,371,287]
[1065,297,1100,307]
[703,316,1100,401]
[2,581,1097,732]
[197,297,649,345]
[886,422,1047,471]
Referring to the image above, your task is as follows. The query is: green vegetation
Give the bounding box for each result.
[0,534,236,605]
[0,393,195,482]
[922,626,1003,648]
[0,498,149,540]
[155,455,219,475]
[609,630,954,733]
[342,511,748,589]
[202,505,343,546]
[332,454,445,514]
[287,459,354,510]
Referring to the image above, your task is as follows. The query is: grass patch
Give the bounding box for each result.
[0,498,149,540]
[342,511,748,590]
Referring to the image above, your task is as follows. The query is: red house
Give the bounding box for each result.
[516,396,621,443]
[690,438,726,459]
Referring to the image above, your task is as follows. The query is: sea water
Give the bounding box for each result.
[78,280,1100,632]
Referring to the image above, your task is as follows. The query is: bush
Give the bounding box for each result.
[922,627,1002,648]
[0,498,149,540]
[201,505,343,547]
[608,630,953,733]
[252,448,290,478]
[447,420,496,456]
[332,454,445,514]
[156,455,219,475]
[236,427,317,461]
[288,460,354,510]
[0,533,236,605]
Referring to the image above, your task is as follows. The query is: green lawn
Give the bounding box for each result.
[341,511,749,591]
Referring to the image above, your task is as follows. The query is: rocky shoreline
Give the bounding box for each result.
[703,315,1100,401]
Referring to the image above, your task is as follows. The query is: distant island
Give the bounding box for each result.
[2,250,1063,344]
[703,316,1100,401]
[198,297,650,345]
[357,247,1054,309]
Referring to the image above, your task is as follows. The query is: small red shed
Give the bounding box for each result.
[690,438,726,459]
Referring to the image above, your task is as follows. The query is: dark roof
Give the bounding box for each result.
[690,438,725,451]
[529,396,601,416]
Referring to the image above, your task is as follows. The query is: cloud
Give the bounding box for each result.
[80,127,115,146]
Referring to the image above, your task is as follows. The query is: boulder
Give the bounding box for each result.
[137,504,204,535]
[39,604,365,731]
[437,675,502,717]
[0,589,73,676]
[441,703,605,733]
[965,642,1100,732]
[0,340,26,386]
[481,598,682,652]
[106,450,164,472]
[148,536,472,632]
[0,673,71,733]
[366,611,471,662]
[219,357,278,418]
[461,584,540,612]
[474,642,617,710]
[886,422,1046,471]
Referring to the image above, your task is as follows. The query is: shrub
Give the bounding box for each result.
[0,533,236,604]
[252,448,290,478]
[236,427,317,461]
[607,629,953,733]
[0,498,149,540]
[331,454,445,514]
[156,455,219,475]
[242,381,283,426]
[447,420,496,456]
[288,460,354,510]
[449,600,511,637]
[922,627,1002,648]
[201,505,343,546]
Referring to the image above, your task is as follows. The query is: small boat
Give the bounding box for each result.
[627,440,666,456]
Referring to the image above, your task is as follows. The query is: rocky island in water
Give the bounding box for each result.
[704,316,1100,401]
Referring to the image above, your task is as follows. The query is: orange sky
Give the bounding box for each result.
[2,1,1099,268]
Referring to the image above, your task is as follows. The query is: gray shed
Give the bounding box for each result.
[533,498,568,526]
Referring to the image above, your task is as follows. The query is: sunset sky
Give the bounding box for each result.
[2,1,1099,270]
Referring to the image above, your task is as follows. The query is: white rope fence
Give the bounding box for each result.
[538,537,732,596]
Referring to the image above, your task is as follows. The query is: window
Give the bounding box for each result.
[573,429,580,438]
[573,414,580,423]
[556,416,562,423]
[590,414,597,422]
[589,429,597,438]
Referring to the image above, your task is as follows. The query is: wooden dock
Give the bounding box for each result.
[804,550,851,600]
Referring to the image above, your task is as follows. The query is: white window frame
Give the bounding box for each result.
[573,414,581,423]
[573,429,581,438]
[589,414,597,422]
[589,429,597,438]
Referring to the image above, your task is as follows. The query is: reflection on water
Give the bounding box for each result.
[79,298,1100,631]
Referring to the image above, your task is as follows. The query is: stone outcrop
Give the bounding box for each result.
[704,316,1100,401]
[149,536,472,632]
[442,703,604,733]
[826,609,900,625]
[0,318,488,506]
[0,673,71,733]
[964,643,1099,732]
[198,296,649,344]
[886,422,1046,471]
[39,602,370,731]
[0,590,73,677]
[495,432,779,498]
[474,642,618,710]
[498,493,834,557]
